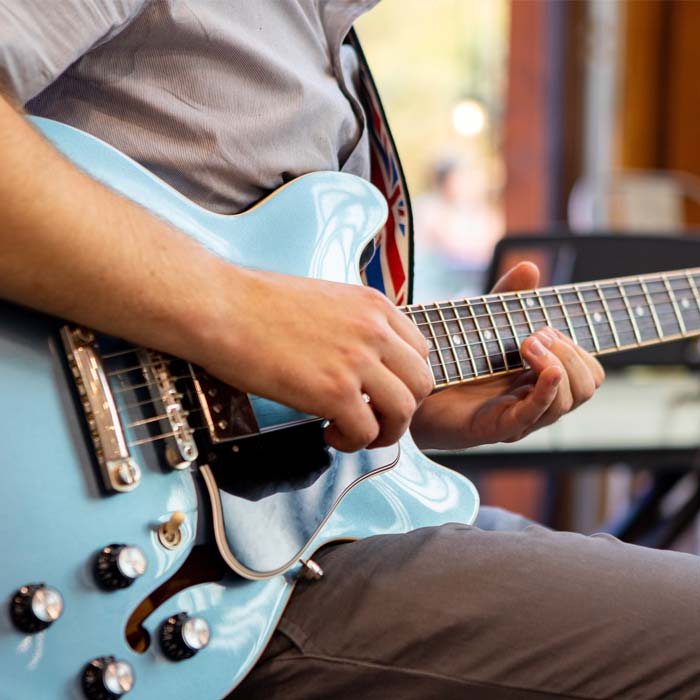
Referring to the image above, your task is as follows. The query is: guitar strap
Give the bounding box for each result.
[348,30,414,305]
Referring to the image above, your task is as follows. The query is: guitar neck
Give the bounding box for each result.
[403,268,700,389]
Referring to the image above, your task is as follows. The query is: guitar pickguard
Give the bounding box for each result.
[200,420,400,577]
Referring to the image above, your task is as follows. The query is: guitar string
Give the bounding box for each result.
[104,305,699,399]
[106,272,697,447]
[101,289,700,381]
[96,271,700,367]
[425,319,700,378]
[128,425,207,448]
[426,308,700,363]
[112,374,192,395]
[124,407,203,431]
[96,283,700,423]
[125,318,698,449]
[416,306,700,348]
[121,322,699,448]
[96,277,700,365]
[118,393,184,413]
[108,311,695,413]
[405,285,700,330]
[402,270,700,316]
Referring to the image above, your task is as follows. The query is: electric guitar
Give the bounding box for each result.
[2,117,699,699]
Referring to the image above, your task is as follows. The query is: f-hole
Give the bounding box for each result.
[125,540,227,653]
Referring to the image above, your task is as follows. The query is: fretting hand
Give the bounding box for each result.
[410,262,605,450]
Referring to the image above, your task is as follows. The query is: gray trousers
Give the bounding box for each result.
[232,507,700,699]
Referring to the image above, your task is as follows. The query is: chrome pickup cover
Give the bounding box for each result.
[61,326,141,492]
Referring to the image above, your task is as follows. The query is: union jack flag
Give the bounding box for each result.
[353,33,413,306]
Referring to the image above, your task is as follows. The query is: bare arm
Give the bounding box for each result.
[0,94,433,451]
[0,94,234,364]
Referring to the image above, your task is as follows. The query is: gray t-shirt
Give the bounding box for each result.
[0,0,378,213]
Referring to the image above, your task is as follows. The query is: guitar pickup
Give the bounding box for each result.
[62,326,142,492]
[189,369,260,443]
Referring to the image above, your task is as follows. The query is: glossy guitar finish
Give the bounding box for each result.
[0,117,479,699]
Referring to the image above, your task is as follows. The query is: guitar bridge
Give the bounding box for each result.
[139,350,198,469]
[61,325,142,492]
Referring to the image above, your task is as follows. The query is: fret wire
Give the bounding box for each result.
[436,305,464,381]
[687,273,700,314]
[663,273,687,335]
[594,283,620,348]
[420,303,449,383]
[533,289,553,328]
[639,279,663,338]
[498,293,521,345]
[554,289,577,343]
[574,287,600,351]
[516,292,536,334]
[483,298,510,370]
[617,281,642,344]
[464,299,494,374]
[406,283,700,329]
[449,300,479,377]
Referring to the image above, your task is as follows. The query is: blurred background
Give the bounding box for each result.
[358,0,700,551]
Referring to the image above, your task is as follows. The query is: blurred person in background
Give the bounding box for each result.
[413,154,503,301]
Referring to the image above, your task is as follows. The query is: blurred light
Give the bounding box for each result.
[452,99,487,137]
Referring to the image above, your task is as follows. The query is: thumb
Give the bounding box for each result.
[491,261,540,294]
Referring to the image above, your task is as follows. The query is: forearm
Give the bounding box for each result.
[0,94,242,365]
[0,95,436,453]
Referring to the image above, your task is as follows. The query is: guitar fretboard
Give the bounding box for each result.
[403,268,700,389]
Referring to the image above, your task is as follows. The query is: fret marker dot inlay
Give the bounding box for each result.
[635,306,644,317]
[526,298,535,307]
[484,330,493,340]
[682,298,690,309]
[593,311,602,323]
[452,334,462,345]
[427,339,433,349]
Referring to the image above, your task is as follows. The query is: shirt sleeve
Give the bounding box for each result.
[0,0,148,103]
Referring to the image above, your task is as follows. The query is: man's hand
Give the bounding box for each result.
[202,269,434,453]
[410,262,605,450]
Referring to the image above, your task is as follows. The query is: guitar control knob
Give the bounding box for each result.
[159,613,211,661]
[94,545,147,590]
[9,583,64,633]
[81,656,134,699]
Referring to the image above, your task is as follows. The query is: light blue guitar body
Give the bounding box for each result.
[0,118,479,699]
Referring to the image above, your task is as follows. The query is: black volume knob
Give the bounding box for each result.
[82,656,134,699]
[94,545,147,590]
[159,613,211,661]
[9,583,64,633]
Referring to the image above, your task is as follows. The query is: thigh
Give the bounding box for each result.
[232,524,700,700]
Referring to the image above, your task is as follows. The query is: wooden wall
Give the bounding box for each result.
[485,0,587,521]
[619,0,700,224]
